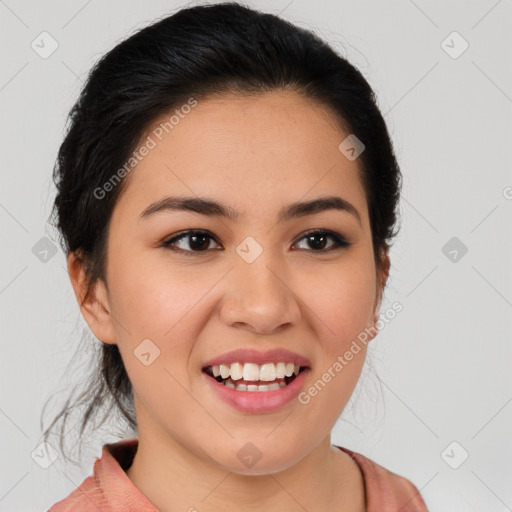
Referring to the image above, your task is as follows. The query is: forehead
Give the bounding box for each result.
[114,90,368,224]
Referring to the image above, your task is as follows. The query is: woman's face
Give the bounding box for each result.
[76,90,387,474]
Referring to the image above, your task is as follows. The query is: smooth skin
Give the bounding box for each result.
[68,89,390,512]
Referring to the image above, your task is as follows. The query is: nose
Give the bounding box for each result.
[218,250,301,335]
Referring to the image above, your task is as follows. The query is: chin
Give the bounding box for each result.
[210,446,306,476]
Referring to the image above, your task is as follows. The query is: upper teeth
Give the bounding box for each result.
[211,362,300,381]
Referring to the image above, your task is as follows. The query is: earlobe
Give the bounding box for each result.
[66,251,117,345]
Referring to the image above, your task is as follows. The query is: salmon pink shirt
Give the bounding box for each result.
[48,438,429,511]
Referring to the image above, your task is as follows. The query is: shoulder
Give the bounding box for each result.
[336,445,429,512]
[47,462,108,511]
[48,438,156,512]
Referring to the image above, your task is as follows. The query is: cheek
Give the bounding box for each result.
[297,345,367,436]
[305,263,376,344]
[107,251,206,337]
[106,255,213,391]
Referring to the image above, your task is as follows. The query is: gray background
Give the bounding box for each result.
[1,0,511,510]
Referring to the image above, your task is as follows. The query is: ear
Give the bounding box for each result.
[372,250,391,325]
[67,251,117,345]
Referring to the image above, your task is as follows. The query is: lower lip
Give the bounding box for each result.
[202,369,310,414]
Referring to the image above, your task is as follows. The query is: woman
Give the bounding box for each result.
[45,2,429,510]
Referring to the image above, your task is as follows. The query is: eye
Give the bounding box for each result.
[161,228,351,256]
[293,229,351,252]
[161,230,221,255]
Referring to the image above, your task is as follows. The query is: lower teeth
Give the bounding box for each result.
[223,379,288,392]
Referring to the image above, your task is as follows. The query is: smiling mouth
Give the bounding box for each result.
[202,363,309,392]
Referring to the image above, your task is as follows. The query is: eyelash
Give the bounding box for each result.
[161,229,351,256]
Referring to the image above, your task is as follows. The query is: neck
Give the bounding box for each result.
[125,427,365,512]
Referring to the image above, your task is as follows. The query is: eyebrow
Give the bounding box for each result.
[138,195,362,226]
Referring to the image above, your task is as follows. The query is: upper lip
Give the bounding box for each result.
[202,348,311,369]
